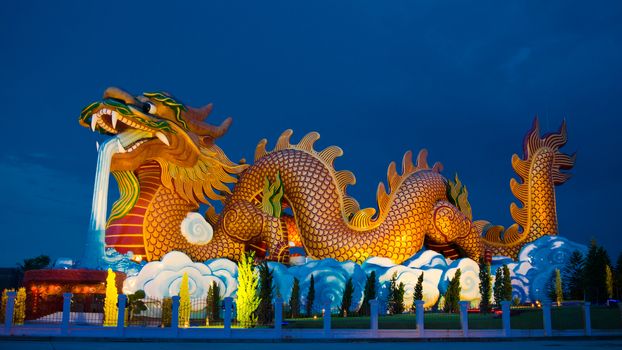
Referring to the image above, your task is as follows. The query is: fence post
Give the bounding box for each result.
[369,299,378,334]
[4,291,16,334]
[274,297,283,338]
[415,300,425,336]
[501,301,511,337]
[61,293,72,335]
[583,302,591,336]
[223,297,233,336]
[459,301,469,337]
[171,295,180,336]
[323,302,331,336]
[542,301,552,336]
[117,294,127,336]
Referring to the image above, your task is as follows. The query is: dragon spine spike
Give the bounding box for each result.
[415,149,429,169]
[509,202,527,227]
[296,131,321,151]
[432,162,443,172]
[335,170,356,193]
[275,129,294,151]
[402,150,415,174]
[342,197,361,218]
[317,145,344,165]
[350,208,376,228]
[254,139,268,161]
[509,178,528,203]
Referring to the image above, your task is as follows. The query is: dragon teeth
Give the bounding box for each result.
[91,115,99,132]
[156,132,170,146]
[111,111,119,129]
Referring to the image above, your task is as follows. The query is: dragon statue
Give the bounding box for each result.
[79,87,575,264]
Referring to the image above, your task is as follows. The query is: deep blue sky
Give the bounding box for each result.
[1,1,621,266]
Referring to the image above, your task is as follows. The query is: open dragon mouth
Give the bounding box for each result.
[86,106,171,152]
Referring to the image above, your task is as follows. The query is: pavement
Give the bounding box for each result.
[0,337,621,350]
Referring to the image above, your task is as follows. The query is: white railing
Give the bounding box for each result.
[2,291,621,339]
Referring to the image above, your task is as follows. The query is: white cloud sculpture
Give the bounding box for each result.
[123,251,237,309]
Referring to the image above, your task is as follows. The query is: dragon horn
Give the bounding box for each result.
[187,116,233,139]
[186,103,213,121]
[184,103,232,138]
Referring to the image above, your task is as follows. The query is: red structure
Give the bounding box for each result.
[23,269,125,320]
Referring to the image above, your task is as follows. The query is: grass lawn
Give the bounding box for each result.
[283,306,622,330]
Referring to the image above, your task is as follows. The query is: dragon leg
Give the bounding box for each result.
[220,199,289,262]
[428,200,483,261]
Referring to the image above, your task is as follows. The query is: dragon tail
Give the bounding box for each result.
[480,117,576,259]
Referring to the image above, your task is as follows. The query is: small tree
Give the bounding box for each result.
[563,250,585,300]
[306,274,315,317]
[444,269,462,313]
[502,265,512,302]
[615,253,622,300]
[18,255,50,272]
[237,251,260,327]
[360,271,376,316]
[584,239,611,304]
[256,261,274,325]
[290,278,301,318]
[0,289,11,324]
[161,297,172,327]
[392,282,405,314]
[178,272,191,327]
[479,262,492,313]
[13,288,26,325]
[340,277,354,317]
[414,272,424,306]
[127,290,147,324]
[103,268,118,327]
[605,265,614,300]
[387,272,397,314]
[493,267,503,306]
[206,281,221,324]
[554,268,563,306]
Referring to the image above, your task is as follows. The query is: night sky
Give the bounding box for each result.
[1,1,621,266]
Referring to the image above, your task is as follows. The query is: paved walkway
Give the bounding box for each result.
[1,338,621,350]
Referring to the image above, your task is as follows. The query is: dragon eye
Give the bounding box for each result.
[143,102,157,114]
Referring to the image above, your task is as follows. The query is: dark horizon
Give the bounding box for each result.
[1,1,621,266]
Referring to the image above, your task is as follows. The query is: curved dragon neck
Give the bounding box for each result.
[525,148,558,240]
[482,119,574,259]
[107,161,244,262]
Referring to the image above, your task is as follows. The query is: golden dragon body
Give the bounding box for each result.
[79,88,574,264]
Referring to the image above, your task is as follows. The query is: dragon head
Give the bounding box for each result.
[79,87,247,212]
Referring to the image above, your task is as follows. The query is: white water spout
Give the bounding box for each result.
[82,137,124,268]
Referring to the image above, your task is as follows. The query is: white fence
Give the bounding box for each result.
[2,292,621,339]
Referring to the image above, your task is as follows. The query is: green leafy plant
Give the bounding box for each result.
[360,271,376,316]
[306,275,315,317]
[444,269,462,313]
[257,261,274,325]
[290,278,301,318]
[161,297,172,327]
[479,262,492,313]
[127,290,147,323]
[236,251,260,327]
[340,278,354,317]
[206,281,221,324]
[178,273,191,327]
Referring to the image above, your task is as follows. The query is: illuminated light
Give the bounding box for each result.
[132,255,143,263]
